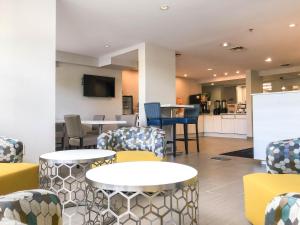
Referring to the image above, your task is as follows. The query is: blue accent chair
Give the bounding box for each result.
[144,102,180,157]
[176,104,200,154]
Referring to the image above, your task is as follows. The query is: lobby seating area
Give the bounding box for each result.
[2,1,300,225]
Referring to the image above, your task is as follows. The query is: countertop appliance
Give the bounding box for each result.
[213,100,221,115]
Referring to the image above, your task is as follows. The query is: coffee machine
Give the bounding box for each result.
[220,100,228,113]
[213,100,221,115]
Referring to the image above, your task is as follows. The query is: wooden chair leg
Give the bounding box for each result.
[184,124,189,154]
[173,124,177,157]
[195,123,200,152]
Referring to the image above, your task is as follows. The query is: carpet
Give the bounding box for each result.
[220,148,254,159]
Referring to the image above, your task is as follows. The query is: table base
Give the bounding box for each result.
[86,183,199,225]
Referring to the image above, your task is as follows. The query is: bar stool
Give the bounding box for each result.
[176,104,200,154]
[144,102,180,157]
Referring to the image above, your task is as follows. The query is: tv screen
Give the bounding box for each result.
[83,74,115,97]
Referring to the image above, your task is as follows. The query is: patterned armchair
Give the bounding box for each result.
[0,189,62,225]
[265,193,300,225]
[266,138,300,174]
[97,127,166,158]
[0,137,23,163]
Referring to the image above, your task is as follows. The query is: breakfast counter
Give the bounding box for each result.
[177,113,247,139]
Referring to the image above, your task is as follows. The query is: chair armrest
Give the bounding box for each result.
[150,128,166,158]
[265,193,300,225]
[97,131,114,150]
[0,189,62,225]
[0,137,23,163]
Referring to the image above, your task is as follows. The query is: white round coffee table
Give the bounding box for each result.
[39,150,116,210]
[85,161,199,225]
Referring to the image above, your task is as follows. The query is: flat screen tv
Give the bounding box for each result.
[83,74,115,97]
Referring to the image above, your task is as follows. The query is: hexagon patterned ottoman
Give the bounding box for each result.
[265,193,300,225]
[0,189,62,225]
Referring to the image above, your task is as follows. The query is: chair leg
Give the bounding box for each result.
[195,122,200,152]
[183,124,189,154]
[61,137,65,150]
[173,124,177,157]
[80,138,83,149]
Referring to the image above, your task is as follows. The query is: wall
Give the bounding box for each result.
[0,0,56,162]
[176,78,202,104]
[122,70,139,112]
[56,62,122,121]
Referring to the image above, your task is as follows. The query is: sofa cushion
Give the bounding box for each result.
[116,151,162,163]
[0,163,39,195]
[243,173,300,225]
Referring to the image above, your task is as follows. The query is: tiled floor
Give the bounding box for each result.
[66,136,264,225]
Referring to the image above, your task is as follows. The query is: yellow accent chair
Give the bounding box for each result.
[97,127,166,162]
[244,138,300,225]
[0,137,38,195]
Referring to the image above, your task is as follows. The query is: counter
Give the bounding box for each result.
[176,114,247,139]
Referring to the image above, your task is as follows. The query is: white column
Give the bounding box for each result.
[0,0,56,162]
[138,43,176,125]
[246,70,262,137]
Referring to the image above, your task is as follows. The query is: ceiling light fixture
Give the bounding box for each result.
[104,44,110,48]
[211,83,215,86]
[281,86,286,91]
[289,23,296,28]
[265,57,272,62]
[224,72,228,76]
[160,4,169,10]
[213,74,217,77]
[183,74,188,77]
[222,42,230,47]
[207,68,213,71]
[236,70,240,74]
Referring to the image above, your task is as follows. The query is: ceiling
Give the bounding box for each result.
[57,0,300,80]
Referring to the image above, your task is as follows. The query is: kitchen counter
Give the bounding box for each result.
[176,114,247,139]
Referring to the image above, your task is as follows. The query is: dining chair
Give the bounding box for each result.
[115,114,137,128]
[64,115,98,148]
[144,102,180,157]
[55,123,65,150]
[176,104,200,154]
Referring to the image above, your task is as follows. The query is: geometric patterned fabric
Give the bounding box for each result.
[97,127,166,158]
[0,189,62,225]
[266,138,300,174]
[0,137,23,163]
[265,193,300,225]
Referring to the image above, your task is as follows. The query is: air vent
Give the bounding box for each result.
[229,46,247,52]
[175,53,182,57]
[280,63,291,67]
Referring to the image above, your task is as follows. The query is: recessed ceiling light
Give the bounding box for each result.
[224,72,228,76]
[183,74,188,77]
[222,42,230,47]
[104,44,110,48]
[213,74,217,77]
[265,57,272,62]
[211,83,215,86]
[236,70,240,74]
[289,23,296,28]
[160,4,169,10]
[207,68,213,71]
[281,86,286,91]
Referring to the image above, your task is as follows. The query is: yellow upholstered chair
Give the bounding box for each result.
[97,127,166,163]
[243,138,300,225]
[0,137,38,195]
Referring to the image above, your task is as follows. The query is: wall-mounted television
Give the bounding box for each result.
[83,74,115,97]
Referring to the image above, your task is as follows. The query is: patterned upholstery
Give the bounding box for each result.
[0,137,23,163]
[97,127,166,158]
[266,138,300,174]
[265,193,300,225]
[0,189,62,225]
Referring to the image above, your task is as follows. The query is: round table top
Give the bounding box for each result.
[55,120,127,125]
[40,149,116,164]
[86,161,198,192]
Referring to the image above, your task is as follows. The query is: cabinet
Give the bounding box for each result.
[234,115,247,134]
[204,115,221,133]
[221,115,235,133]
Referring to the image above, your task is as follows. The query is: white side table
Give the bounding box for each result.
[86,161,199,225]
[39,150,116,209]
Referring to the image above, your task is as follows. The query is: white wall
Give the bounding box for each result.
[0,0,56,162]
[253,91,300,160]
[176,78,202,104]
[56,62,122,121]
